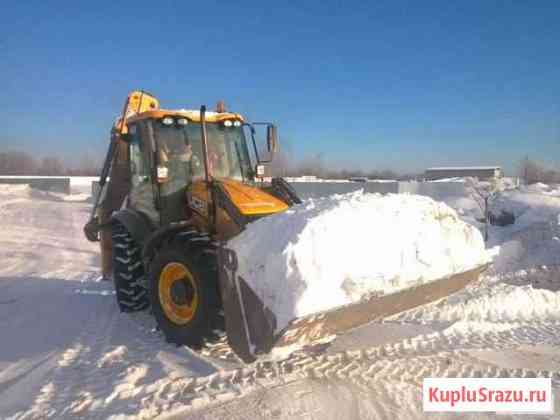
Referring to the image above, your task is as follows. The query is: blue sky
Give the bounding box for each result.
[1,0,559,174]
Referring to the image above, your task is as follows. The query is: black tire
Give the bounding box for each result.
[148,238,221,348]
[111,222,149,312]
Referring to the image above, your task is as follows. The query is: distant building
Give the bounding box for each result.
[425,166,502,181]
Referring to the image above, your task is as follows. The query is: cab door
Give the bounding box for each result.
[127,122,158,224]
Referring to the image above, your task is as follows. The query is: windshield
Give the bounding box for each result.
[153,120,252,183]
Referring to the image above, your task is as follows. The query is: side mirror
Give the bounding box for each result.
[266,125,279,154]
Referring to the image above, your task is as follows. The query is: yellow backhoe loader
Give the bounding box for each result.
[85,90,488,363]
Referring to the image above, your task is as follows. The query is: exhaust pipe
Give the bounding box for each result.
[200,105,211,183]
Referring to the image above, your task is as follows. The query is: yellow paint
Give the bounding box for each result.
[127,90,159,115]
[187,179,289,241]
[218,178,289,216]
[158,262,199,325]
[189,178,288,217]
[188,179,240,240]
[115,90,160,134]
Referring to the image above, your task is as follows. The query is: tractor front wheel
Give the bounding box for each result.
[149,245,219,347]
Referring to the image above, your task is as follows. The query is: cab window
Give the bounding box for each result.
[128,124,150,187]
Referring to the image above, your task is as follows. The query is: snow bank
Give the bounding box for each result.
[228,191,491,331]
[424,283,560,323]
[519,182,560,197]
[0,184,32,210]
[0,182,90,203]
[398,268,560,324]
[493,190,560,230]
[69,176,98,194]
[0,184,31,195]
[521,182,551,194]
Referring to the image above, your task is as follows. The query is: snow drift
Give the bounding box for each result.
[228,191,491,331]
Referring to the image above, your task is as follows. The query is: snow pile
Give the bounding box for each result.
[69,176,98,194]
[62,192,91,202]
[520,182,560,197]
[442,195,483,228]
[229,191,491,331]
[404,282,560,323]
[521,182,551,194]
[396,267,560,328]
[29,189,91,202]
[492,190,560,231]
[0,184,32,212]
[430,182,560,272]
[0,184,31,196]
[0,182,90,203]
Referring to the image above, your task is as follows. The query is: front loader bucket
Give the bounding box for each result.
[217,246,277,363]
[217,244,489,363]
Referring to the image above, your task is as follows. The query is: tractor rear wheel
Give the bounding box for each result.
[111,222,149,312]
[148,242,220,347]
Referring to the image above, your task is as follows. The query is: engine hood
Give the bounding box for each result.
[217,178,289,216]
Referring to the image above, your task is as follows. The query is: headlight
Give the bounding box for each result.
[162,117,174,126]
[223,120,233,127]
[177,118,188,126]
[233,120,241,127]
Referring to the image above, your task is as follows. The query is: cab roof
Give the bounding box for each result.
[126,109,245,124]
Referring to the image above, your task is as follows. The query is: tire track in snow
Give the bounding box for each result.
[17,303,163,419]
[16,294,116,419]
[121,320,560,418]
[148,271,560,418]
[16,270,560,419]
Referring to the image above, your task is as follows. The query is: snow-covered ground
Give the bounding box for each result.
[1,182,559,419]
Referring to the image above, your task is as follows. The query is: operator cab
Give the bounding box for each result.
[124,106,286,233]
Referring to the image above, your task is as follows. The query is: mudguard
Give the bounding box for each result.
[110,209,154,246]
[141,221,198,261]
[217,242,490,363]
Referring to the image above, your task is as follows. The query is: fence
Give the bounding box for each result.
[397,181,468,200]
[292,181,467,200]
[291,182,398,199]
[91,180,469,202]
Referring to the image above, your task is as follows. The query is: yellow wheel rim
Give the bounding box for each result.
[158,262,199,325]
